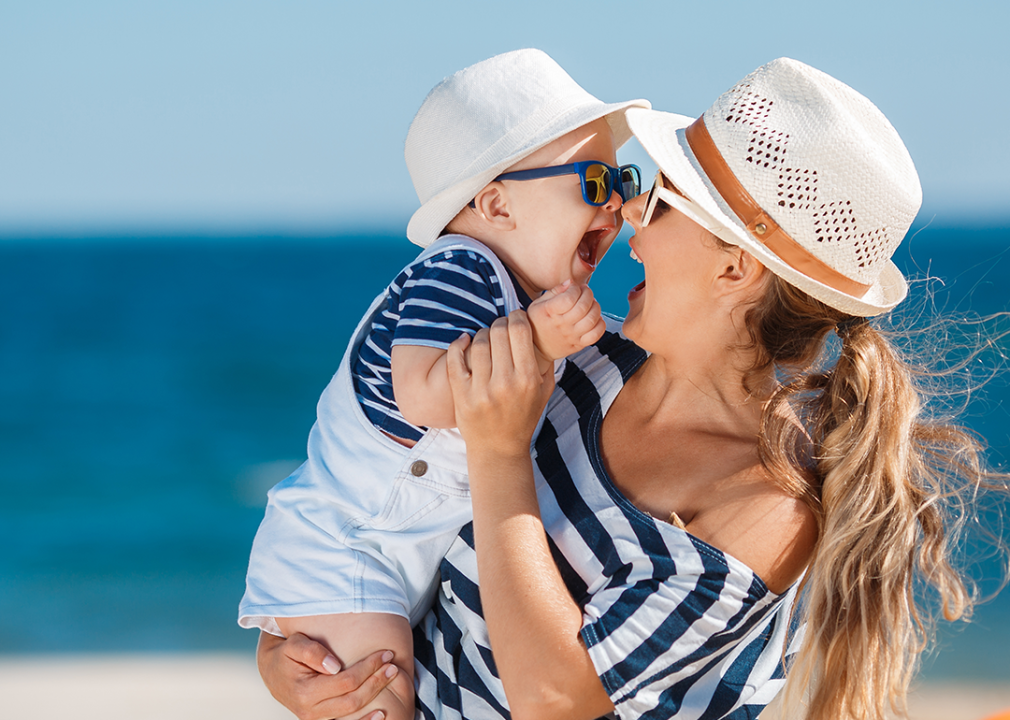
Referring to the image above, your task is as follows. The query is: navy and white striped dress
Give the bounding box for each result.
[413,320,799,720]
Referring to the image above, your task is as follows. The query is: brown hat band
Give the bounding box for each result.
[685,116,871,298]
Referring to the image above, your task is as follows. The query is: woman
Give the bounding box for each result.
[259,58,1001,720]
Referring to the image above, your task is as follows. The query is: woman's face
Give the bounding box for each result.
[619,175,730,352]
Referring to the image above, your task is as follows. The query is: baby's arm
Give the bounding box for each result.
[393,282,603,430]
[391,344,458,429]
[276,613,414,720]
[389,249,510,432]
[527,281,606,369]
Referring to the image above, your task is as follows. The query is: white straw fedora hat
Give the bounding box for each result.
[404,49,650,248]
[627,58,921,316]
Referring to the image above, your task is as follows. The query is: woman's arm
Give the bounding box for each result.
[256,631,399,720]
[446,314,614,720]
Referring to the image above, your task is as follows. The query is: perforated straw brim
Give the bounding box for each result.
[406,101,645,248]
[626,108,909,317]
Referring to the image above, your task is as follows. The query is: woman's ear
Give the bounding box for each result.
[715,247,766,295]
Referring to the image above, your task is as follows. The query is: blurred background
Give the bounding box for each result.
[1,0,1008,698]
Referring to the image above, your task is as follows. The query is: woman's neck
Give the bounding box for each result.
[636,298,778,412]
[627,351,770,434]
[598,339,774,532]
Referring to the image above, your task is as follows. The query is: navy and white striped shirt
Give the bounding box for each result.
[413,319,799,720]
[352,247,529,441]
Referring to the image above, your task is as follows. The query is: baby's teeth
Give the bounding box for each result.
[630,248,642,263]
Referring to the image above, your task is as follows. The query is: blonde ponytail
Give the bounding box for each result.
[744,275,1002,720]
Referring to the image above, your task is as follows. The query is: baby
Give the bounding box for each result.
[239,49,648,719]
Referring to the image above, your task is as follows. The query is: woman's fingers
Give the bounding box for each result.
[449,313,555,457]
[506,310,557,404]
[277,631,342,675]
[504,310,538,376]
[257,632,398,720]
[326,649,394,694]
[312,651,399,719]
[487,316,516,372]
[446,332,473,389]
[448,327,495,435]
[457,315,538,387]
[469,325,494,382]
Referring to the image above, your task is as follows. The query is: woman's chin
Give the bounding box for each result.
[621,283,646,341]
[621,312,643,345]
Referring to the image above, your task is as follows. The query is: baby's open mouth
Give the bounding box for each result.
[578,229,606,269]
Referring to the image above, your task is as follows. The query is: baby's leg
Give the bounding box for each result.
[277,612,414,720]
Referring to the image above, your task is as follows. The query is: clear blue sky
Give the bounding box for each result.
[1,0,1007,236]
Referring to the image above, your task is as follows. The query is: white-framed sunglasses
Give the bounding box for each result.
[640,171,717,231]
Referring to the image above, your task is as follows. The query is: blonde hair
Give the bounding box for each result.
[742,274,1007,720]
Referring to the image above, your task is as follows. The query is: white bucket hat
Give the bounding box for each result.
[404,49,650,248]
[627,57,921,316]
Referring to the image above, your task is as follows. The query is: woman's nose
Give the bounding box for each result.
[621,192,645,228]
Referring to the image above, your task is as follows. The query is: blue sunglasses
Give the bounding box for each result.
[469,161,642,208]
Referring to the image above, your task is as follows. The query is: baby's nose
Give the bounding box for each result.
[603,189,623,212]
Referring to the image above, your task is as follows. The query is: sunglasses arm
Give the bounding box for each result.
[494,164,577,182]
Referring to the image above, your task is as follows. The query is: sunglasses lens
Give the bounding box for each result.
[620,166,642,201]
[583,163,612,205]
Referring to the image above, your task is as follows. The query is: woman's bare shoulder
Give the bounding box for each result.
[687,471,817,595]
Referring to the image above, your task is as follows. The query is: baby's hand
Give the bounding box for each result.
[527,280,605,367]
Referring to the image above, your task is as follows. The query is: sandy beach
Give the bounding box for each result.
[1,653,1008,720]
[0,654,289,720]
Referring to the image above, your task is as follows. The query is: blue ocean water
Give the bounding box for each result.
[1,227,1008,680]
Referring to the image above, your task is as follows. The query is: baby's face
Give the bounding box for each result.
[492,118,624,297]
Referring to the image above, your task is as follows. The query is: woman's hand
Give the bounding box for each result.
[256,631,399,720]
[446,310,555,458]
[446,312,614,720]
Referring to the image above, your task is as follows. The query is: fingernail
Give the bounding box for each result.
[370,712,385,720]
[381,650,394,663]
[322,655,341,675]
[385,664,399,678]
